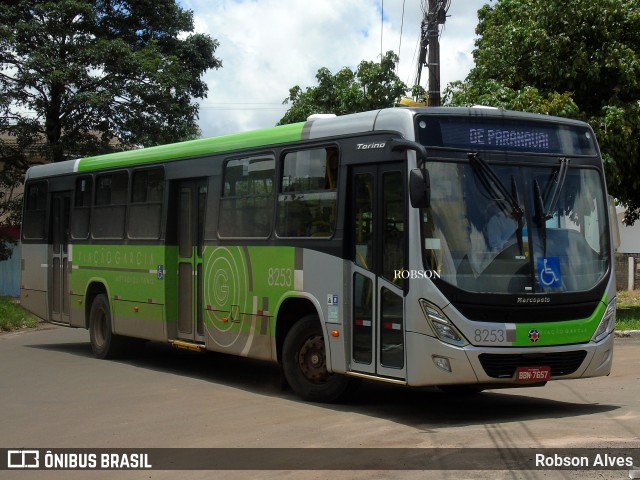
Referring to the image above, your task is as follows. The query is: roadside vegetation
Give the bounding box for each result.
[0,297,38,332]
[617,290,640,331]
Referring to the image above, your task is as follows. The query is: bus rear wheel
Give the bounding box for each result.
[282,315,353,403]
[89,294,127,359]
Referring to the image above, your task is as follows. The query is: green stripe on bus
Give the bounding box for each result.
[76,122,306,172]
[512,297,607,346]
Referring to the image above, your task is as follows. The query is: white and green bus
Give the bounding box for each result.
[21,107,617,401]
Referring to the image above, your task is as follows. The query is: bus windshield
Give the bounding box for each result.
[422,159,610,294]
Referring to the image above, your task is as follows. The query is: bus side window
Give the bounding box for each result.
[23,181,48,241]
[128,168,164,240]
[218,155,275,238]
[71,176,92,240]
[92,172,128,239]
[277,147,338,238]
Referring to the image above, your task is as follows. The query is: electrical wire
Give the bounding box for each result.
[198,102,288,111]
[380,0,384,60]
[396,0,406,73]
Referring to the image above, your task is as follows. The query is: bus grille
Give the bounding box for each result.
[478,351,588,379]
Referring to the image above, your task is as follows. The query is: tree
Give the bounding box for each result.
[444,0,640,224]
[279,51,407,125]
[0,0,222,259]
[1,0,221,163]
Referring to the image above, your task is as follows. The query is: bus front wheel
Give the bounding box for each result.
[282,315,353,403]
[89,294,127,359]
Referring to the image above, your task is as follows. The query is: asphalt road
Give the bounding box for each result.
[1,325,638,480]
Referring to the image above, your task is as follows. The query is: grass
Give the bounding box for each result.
[0,297,39,332]
[616,290,640,331]
[1,291,639,333]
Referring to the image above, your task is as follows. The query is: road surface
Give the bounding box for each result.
[1,325,638,479]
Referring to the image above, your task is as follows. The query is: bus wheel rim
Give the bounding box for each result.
[298,335,329,384]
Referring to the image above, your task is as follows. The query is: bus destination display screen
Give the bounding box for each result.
[416,115,597,156]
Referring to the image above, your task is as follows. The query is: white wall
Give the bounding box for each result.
[617,207,640,253]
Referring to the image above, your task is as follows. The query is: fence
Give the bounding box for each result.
[615,253,640,291]
[0,242,20,297]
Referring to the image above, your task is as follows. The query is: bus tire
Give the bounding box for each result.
[282,314,353,403]
[89,294,127,359]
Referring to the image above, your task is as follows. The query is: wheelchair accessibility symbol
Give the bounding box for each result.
[537,256,562,288]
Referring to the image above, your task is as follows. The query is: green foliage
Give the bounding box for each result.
[279,51,407,125]
[0,297,38,331]
[617,291,640,329]
[0,0,222,164]
[445,80,580,117]
[616,307,640,331]
[0,0,222,258]
[446,0,640,224]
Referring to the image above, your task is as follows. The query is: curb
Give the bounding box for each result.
[614,330,640,338]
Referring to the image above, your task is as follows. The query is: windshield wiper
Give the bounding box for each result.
[543,157,570,218]
[468,153,524,219]
[534,157,570,257]
[534,179,547,257]
[511,175,524,257]
[468,152,525,255]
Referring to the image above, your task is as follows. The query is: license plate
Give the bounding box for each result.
[516,366,551,382]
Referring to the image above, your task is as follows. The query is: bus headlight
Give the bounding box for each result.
[591,298,616,343]
[419,299,468,347]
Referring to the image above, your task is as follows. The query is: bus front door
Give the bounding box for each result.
[176,179,207,342]
[350,164,407,379]
[49,191,71,325]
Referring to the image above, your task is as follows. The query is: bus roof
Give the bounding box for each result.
[25,107,592,180]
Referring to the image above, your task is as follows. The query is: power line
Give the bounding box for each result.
[198,102,288,111]
[380,0,384,60]
[397,0,407,73]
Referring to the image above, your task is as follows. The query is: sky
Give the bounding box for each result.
[179,0,491,138]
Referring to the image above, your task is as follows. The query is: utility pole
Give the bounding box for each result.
[427,0,441,106]
[416,0,449,106]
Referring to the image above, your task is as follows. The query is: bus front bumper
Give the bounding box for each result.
[405,330,614,387]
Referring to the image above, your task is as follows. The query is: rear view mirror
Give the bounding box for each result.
[409,168,430,208]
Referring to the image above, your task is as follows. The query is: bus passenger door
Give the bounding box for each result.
[176,179,207,342]
[50,191,71,325]
[350,164,406,379]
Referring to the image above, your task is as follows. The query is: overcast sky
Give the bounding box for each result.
[179,0,490,138]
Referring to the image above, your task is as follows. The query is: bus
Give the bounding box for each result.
[20,107,617,402]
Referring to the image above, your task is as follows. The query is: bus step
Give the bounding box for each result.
[169,340,206,352]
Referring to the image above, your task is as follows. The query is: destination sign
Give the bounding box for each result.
[416,115,597,156]
[468,127,550,150]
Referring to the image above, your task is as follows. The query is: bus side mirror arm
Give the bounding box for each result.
[389,138,428,166]
[388,138,431,209]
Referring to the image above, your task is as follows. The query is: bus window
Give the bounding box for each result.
[354,173,373,269]
[277,147,338,238]
[128,168,164,240]
[218,155,275,238]
[71,176,92,240]
[23,181,48,241]
[92,172,128,239]
[382,171,405,286]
